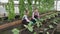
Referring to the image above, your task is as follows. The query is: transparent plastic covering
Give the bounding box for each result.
[0,6,8,17]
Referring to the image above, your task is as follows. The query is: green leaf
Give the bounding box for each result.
[35,19,42,28]
[28,26,33,32]
[28,21,33,26]
[39,18,44,22]
[12,28,19,34]
[19,0,25,19]
[27,0,32,5]
[8,0,15,20]
[49,25,54,28]
[36,21,40,28]
[24,22,33,32]
[47,32,50,34]
[45,15,51,19]
[53,22,57,25]
[34,32,36,34]
[44,28,49,31]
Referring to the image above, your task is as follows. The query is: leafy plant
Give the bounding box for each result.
[33,32,36,34]
[27,0,32,17]
[46,32,50,34]
[39,18,44,22]
[44,13,58,20]
[35,19,42,28]
[8,0,15,20]
[5,0,15,20]
[54,13,58,16]
[44,28,49,31]
[53,22,57,25]
[12,28,19,34]
[27,0,32,5]
[45,15,51,19]
[50,13,58,18]
[52,18,58,25]
[49,25,54,29]
[5,3,9,12]
[39,0,54,13]
[24,21,33,32]
[19,0,25,19]
[28,5,32,17]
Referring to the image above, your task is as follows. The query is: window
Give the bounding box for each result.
[0,0,8,3]
[0,5,8,17]
[14,5,19,15]
[57,1,60,11]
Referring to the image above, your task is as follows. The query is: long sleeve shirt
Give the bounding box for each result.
[22,15,30,22]
[32,12,40,19]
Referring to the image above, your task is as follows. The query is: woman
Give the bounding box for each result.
[31,8,40,23]
[22,9,30,25]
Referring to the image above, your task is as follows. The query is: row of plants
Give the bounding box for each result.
[1,15,60,34]
[19,0,54,18]
[5,0,15,20]
[10,12,59,34]
[24,12,58,30]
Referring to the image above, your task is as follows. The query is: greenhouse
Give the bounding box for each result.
[0,0,60,34]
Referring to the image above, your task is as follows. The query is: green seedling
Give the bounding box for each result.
[49,25,54,29]
[12,28,19,34]
[24,22,33,32]
[44,28,49,31]
[8,0,15,20]
[45,15,51,19]
[53,22,57,25]
[35,19,42,28]
[47,32,50,34]
[39,18,44,22]
[34,32,36,34]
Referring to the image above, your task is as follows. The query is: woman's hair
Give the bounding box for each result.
[24,9,29,15]
[34,8,37,10]
[33,8,38,12]
[25,10,28,13]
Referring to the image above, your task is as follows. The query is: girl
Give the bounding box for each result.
[31,8,40,23]
[22,9,30,25]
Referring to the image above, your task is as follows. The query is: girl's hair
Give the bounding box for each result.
[24,9,29,14]
[34,8,37,10]
[25,10,28,13]
[33,8,38,12]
